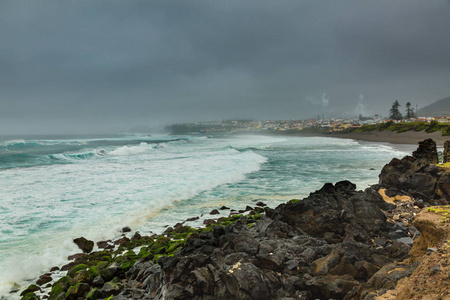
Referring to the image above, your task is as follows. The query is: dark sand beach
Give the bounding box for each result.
[328,130,449,147]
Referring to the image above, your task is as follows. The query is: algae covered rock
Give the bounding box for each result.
[65,282,90,299]
[20,284,40,297]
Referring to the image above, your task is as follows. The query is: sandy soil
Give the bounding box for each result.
[375,209,450,300]
[327,130,449,147]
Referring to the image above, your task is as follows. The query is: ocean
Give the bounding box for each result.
[0,133,411,297]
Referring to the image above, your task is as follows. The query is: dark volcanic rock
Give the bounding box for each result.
[36,274,52,286]
[379,157,438,200]
[444,140,450,163]
[412,138,439,164]
[73,237,94,253]
[114,179,413,300]
[379,139,450,203]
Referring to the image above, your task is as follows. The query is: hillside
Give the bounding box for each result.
[417,96,450,117]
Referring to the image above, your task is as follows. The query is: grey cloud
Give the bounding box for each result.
[1,0,450,134]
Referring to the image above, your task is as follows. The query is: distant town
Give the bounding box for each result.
[166,115,450,135]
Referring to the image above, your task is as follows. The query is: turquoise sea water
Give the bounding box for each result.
[0,133,411,297]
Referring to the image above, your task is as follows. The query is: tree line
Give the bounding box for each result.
[389,100,416,120]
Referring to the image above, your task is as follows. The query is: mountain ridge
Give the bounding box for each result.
[417,96,450,117]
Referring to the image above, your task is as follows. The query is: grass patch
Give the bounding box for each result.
[345,121,450,136]
[427,205,450,223]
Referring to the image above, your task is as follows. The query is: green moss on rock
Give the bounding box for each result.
[65,282,90,299]
[67,263,88,278]
[20,284,40,297]
[21,292,39,300]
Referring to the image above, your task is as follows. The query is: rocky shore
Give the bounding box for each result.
[17,139,450,300]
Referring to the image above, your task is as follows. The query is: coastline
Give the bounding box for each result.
[233,129,449,147]
[14,138,450,299]
[326,130,449,147]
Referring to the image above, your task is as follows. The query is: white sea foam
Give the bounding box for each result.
[0,134,408,297]
[0,137,269,296]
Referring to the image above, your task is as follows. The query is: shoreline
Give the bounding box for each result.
[326,129,449,147]
[15,138,450,299]
[231,129,449,147]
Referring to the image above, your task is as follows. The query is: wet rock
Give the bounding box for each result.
[73,237,94,253]
[67,253,85,261]
[203,219,215,225]
[245,206,253,211]
[220,206,230,210]
[210,209,220,215]
[122,226,131,233]
[60,261,77,271]
[65,282,90,299]
[186,216,200,222]
[97,240,113,249]
[50,266,59,272]
[255,201,267,207]
[130,232,142,241]
[20,284,40,297]
[36,274,52,286]
[113,236,130,246]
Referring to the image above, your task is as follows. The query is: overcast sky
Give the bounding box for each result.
[1,1,450,134]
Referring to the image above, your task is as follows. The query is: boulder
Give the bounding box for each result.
[65,282,90,300]
[36,274,52,286]
[379,156,437,200]
[435,172,450,200]
[444,140,450,163]
[304,274,360,300]
[73,237,94,253]
[412,138,439,164]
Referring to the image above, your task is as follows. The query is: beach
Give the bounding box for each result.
[328,130,449,147]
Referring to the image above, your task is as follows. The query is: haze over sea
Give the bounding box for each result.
[0,133,411,296]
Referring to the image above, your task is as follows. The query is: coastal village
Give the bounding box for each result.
[167,115,450,134]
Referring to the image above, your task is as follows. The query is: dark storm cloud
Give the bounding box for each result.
[1,0,450,134]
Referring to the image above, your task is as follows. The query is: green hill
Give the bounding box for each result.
[417,96,450,117]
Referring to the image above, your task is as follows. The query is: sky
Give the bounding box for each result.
[1,1,450,134]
